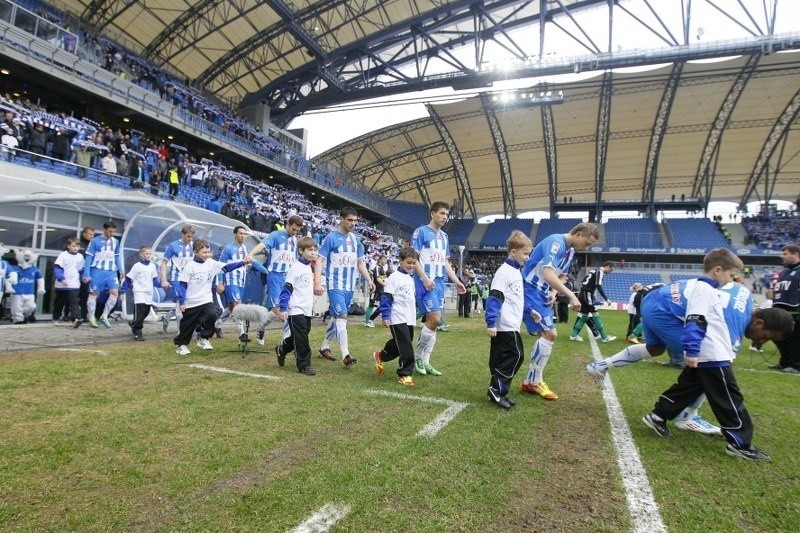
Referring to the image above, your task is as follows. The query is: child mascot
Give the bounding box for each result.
[5,249,45,324]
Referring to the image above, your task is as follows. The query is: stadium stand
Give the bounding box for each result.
[741,215,799,250]
[604,218,662,248]
[534,218,582,244]
[445,219,476,247]
[386,200,430,230]
[601,272,663,303]
[665,218,729,248]
[479,219,534,249]
[669,273,702,283]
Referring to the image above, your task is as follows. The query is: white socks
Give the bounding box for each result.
[525,338,553,384]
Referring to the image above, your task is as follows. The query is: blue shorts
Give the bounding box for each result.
[265,272,286,309]
[89,270,120,294]
[640,296,683,352]
[224,285,244,305]
[522,289,556,335]
[328,289,353,317]
[415,277,445,314]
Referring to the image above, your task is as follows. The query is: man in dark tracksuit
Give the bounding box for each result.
[569,261,616,342]
[771,244,800,373]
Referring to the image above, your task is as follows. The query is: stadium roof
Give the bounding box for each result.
[51,0,800,216]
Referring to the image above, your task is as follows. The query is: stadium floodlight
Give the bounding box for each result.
[485,88,564,109]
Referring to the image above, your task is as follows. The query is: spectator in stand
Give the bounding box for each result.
[100,151,117,174]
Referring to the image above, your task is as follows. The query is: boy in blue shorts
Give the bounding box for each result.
[519,222,599,400]
[314,207,374,366]
[82,221,123,328]
[247,215,304,346]
[412,201,466,376]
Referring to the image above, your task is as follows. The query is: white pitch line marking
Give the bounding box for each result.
[189,364,281,380]
[588,336,666,533]
[56,348,109,356]
[365,388,469,438]
[290,503,351,533]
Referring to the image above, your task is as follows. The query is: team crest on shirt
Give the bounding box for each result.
[550,241,561,255]
[509,280,523,295]
[295,273,312,289]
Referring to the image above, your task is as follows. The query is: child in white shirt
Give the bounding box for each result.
[121,246,160,341]
[53,237,85,327]
[485,231,534,409]
[174,239,250,355]
[276,237,318,375]
[372,248,419,386]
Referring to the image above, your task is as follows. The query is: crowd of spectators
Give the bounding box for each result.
[0,91,402,266]
[741,213,800,250]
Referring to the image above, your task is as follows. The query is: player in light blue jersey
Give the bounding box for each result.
[159,225,195,333]
[412,201,466,376]
[218,225,267,341]
[314,207,374,366]
[248,214,304,346]
[82,221,124,329]
[519,222,598,400]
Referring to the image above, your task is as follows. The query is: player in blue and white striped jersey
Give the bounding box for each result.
[412,201,466,377]
[159,225,195,332]
[82,221,124,328]
[314,207,374,366]
[218,226,266,340]
[247,214,304,346]
[519,222,599,400]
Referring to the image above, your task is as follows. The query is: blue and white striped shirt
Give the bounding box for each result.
[162,239,194,283]
[319,230,365,291]
[262,229,297,274]
[85,235,122,273]
[522,234,574,296]
[412,225,450,280]
[218,242,248,288]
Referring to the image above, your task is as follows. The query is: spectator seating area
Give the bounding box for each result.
[479,218,534,248]
[741,214,799,250]
[665,218,729,248]
[601,272,662,303]
[604,218,662,248]
[534,218,582,244]
[669,274,701,283]
[386,200,431,230]
[446,219,476,246]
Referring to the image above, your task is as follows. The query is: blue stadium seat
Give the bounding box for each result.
[604,218,662,248]
[480,219,534,249]
[535,219,582,244]
[666,218,729,248]
[601,272,662,302]
[446,219,476,246]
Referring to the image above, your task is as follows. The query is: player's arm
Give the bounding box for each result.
[543,267,580,309]
[379,291,394,327]
[484,289,504,337]
[247,240,266,259]
[278,281,293,321]
[82,240,95,283]
[681,285,714,368]
[357,258,375,292]
[445,260,466,293]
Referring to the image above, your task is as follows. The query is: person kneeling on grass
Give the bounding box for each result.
[372,248,420,387]
[275,237,318,376]
[485,231,534,409]
[173,240,251,356]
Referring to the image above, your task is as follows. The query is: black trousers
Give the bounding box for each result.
[775,314,800,369]
[380,324,415,377]
[53,289,80,321]
[653,364,754,447]
[556,300,569,323]
[458,293,471,317]
[280,314,312,371]
[79,281,90,319]
[174,302,216,346]
[130,302,153,335]
[488,331,524,397]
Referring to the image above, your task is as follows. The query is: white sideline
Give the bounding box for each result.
[56,348,109,355]
[365,389,470,438]
[589,336,666,533]
[188,364,281,380]
[291,503,350,533]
